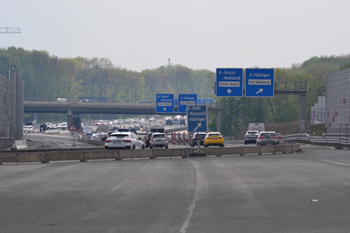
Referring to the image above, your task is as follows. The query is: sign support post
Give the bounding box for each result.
[68,122,78,146]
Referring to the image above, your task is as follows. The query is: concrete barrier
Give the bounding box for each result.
[78,138,104,146]
[45,129,61,134]
[0,144,300,164]
[15,140,27,150]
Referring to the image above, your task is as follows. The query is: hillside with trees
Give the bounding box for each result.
[1,46,349,135]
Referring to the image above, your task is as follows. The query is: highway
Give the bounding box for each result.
[1,145,350,232]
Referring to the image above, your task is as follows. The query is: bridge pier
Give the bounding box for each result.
[217,109,221,133]
[72,114,82,131]
[300,94,306,133]
[67,108,73,130]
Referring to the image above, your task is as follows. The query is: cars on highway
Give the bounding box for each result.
[144,132,153,148]
[172,118,179,125]
[118,129,130,133]
[82,132,92,139]
[191,132,206,147]
[256,131,279,146]
[204,132,224,147]
[165,118,172,125]
[105,132,145,150]
[125,119,132,124]
[23,126,32,134]
[180,118,186,125]
[149,133,168,149]
[244,130,259,145]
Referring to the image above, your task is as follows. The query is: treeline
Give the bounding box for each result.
[1,47,350,135]
[0,47,213,103]
[209,55,350,135]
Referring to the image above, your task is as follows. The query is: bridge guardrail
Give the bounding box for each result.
[0,144,300,164]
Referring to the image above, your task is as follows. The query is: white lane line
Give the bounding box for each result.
[318,159,350,166]
[180,160,199,233]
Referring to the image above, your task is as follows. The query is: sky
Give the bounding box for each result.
[2,0,350,72]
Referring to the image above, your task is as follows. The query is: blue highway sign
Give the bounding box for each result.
[216,68,243,97]
[187,105,208,133]
[179,94,197,113]
[156,94,174,113]
[245,68,274,97]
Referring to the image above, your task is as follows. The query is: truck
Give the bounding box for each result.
[248,123,265,133]
[57,98,68,102]
[148,125,165,133]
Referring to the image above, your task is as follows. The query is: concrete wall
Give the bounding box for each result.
[326,68,350,134]
[0,66,23,149]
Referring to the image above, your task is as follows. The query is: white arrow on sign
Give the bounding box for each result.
[256,89,263,94]
[226,89,232,94]
[163,107,167,111]
[194,123,201,131]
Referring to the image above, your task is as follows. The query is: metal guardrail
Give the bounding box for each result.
[282,134,350,148]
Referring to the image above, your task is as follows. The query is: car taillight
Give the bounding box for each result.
[258,137,264,139]
[105,140,111,143]
[274,137,278,139]
[219,136,223,139]
[193,137,197,140]
[123,140,131,143]
[146,138,149,141]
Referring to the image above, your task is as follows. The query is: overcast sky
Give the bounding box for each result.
[2,0,350,72]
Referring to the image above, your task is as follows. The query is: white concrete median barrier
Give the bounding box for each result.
[15,140,27,150]
[0,144,300,164]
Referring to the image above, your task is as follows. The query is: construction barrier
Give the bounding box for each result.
[0,144,300,164]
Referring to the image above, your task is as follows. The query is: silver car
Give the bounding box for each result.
[149,133,168,149]
[244,130,259,145]
[256,131,279,146]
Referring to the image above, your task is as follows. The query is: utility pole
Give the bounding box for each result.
[165,58,173,76]
[0,27,21,33]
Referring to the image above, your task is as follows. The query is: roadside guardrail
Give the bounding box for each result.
[282,134,350,148]
[0,144,300,164]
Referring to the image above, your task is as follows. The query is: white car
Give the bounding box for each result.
[117,119,124,124]
[23,126,32,134]
[105,132,145,150]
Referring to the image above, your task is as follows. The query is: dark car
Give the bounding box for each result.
[118,129,130,133]
[129,128,137,134]
[134,125,140,131]
[144,132,154,148]
[165,119,172,125]
[191,132,207,147]
[244,130,259,145]
[112,126,119,131]
[180,118,186,125]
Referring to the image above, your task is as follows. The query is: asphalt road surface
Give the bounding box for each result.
[1,145,350,233]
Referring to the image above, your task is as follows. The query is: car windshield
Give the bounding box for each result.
[208,134,221,137]
[261,133,276,137]
[153,134,166,138]
[247,132,257,135]
[111,134,129,138]
[197,134,206,139]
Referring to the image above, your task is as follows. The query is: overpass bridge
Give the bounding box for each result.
[23,101,222,131]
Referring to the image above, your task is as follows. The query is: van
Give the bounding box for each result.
[248,123,265,133]
[57,98,68,102]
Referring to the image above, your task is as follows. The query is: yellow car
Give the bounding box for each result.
[204,132,224,147]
